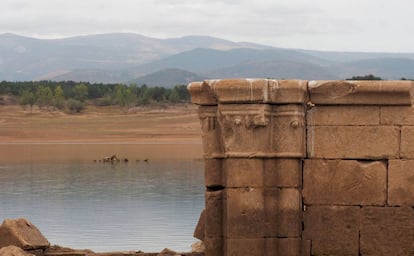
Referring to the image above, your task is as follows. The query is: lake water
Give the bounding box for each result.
[0,160,204,252]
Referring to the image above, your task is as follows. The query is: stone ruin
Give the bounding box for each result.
[188,79,414,256]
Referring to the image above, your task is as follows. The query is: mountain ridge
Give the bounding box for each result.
[1,32,414,84]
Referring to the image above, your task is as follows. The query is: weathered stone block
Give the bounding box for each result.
[264,188,301,238]
[204,159,223,188]
[360,207,414,256]
[307,126,400,159]
[204,237,222,256]
[188,79,309,105]
[205,190,223,237]
[224,188,264,238]
[198,106,224,158]
[212,79,268,103]
[308,80,414,105]
[264,159,301,188]
[224,158,263,188]
[381,106,414,125]
[218,104,271,156]
[270,105,306,158]
[388,160,414,206]
[400,126,414,159]
[307,106,380,126]
[303,206,360,256]
[265,238,302,256]
[194,209,205,241]
[188,81,218,105]
[224,239,264,256]
[0,218,49,250]
[303,160,387,205]
[267,79,309,104]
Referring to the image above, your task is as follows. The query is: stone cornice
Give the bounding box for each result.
[188,79,309,105]
[188,79,414,106]
[309,80,414,105]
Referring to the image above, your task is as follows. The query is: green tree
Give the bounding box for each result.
[19,90,37,112]
[168,88,180,103]
[73,83,88,102]
[53,85,65,110]
[114,84,127,107]
[346,74,382,80]
[125,87,137,107]
[36,85,54,110]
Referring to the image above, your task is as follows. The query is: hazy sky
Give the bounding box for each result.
[1,0,413,52]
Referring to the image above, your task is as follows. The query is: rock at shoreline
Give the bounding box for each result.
[0,218,204,256]
[0,218,49,250]
[156,248,176,256]
[0,246,35,256]
[190,242,204,254]
[193,210,205,241]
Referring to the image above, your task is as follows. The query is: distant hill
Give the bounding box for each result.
[0,33,260,81]
[330,58,414,79]
[129,68,207,87]
[1,32,414,84]
[205,60,338,80]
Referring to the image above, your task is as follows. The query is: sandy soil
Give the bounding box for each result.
[0,104,204,163]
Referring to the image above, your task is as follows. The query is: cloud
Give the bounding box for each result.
[1,0,414,51]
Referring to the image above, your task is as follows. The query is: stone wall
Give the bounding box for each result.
[188,79,414,256]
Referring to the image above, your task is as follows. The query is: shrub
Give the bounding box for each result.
[66,99,85,113]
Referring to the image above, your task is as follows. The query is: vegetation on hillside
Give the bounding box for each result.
[0,81,190,113]
[346,74,382,80]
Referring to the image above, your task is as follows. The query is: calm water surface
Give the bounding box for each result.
[0,160,204,252]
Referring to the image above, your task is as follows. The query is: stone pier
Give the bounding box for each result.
[188,79,414,256]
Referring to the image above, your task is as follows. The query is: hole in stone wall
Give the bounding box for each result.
[206,185,224,191]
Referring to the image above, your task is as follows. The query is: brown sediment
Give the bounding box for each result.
[0,104,203,164]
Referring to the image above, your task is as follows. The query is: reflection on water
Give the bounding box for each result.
[0,160,204,252]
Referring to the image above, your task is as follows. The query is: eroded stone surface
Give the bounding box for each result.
[303,160,387,205]
[187,81,218,105]
[400,126,414,159]
[188,79,414,256]
[188,79,309,105]
[198,105,224,158]
[203,237,222,256]
[270,105,306,158]
[204,159,223,188]
[309,80,414,105]
[303,206,360,256]
[211,79,268,104]
[307,126,400,159]
[0,218,49,250]
[388,160,414,206]
[224,238,264,256]
[264,238,303,256]
[264,188,301,238]
[264,159,301,188]
[267,80,309,103]
[193,210,205,241]
[224,159,263,188]
[205,191,223,237]
[307,106,380,126]
[218,104,271,156]
[224,188,264,238]
[380,106,414,125]
[360,207,414,256]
